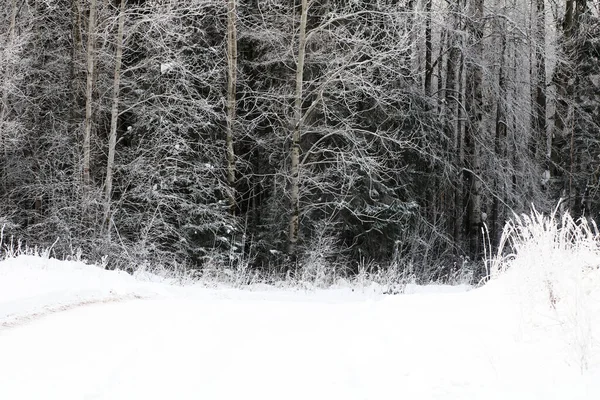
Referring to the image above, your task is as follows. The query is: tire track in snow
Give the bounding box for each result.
[0,293,151,330]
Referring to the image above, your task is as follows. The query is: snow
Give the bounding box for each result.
[160,62,177,74]
[0,256,167,327]
[0,245,599,399]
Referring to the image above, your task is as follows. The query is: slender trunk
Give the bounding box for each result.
[464,0,484,260]
[83,0,97,186]
[564,0,575,36]
[288,0,309,258]
[70,0,83,124]
[456,52,465,251]
[226,0,238,215]
[492,33,507,248]
[536,0,549,175]
[424,0,433,95]
[437,30,446,115]
[510,41,519,195]
[423,0,434,222]
[551,0,585,208]
[405,0,416,75]
[103,0,126,237]
[530,0,547,164]
[445,0,461,245]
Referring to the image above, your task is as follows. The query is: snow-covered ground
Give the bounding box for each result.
[1,211,599,400]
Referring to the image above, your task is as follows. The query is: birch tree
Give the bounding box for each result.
[103,0,126,236]
[287,0,308,258]
[83,0,97,186]
[274,0,434,264]
[225,0,238,215]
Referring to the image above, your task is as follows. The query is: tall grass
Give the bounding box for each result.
[488,207,600,371]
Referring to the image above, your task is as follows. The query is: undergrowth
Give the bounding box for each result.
[1,223,469,294]
[487,206,600,372]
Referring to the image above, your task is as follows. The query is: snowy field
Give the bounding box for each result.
[1,213,600,399]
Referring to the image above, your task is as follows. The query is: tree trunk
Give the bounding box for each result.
[492,33,507,249]
[71,0,78,115]
[445,0,461,246]
[405,0,416,75]
[550,0,586,209]
[437,30,446,115]
[103,0,126,237]
[464,0,484,261]
[530,0,547,165]
[83,0,97,186]
[288,0,309,258]
[226,0,238,215]
[424,0,433,95]
[70,0,83,124]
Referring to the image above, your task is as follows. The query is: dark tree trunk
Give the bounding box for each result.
[424,0,433,95]
[492,33,507,249]
[464,0,484,261]
[530,0,547,165]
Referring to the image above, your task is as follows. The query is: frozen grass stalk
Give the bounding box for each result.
[489,206,600,371]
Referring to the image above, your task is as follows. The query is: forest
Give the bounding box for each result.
[0,0,599,282]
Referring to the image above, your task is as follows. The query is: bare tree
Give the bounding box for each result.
[424,0,433,95]
[225,0,238,215]
[103,0,126,237]
[464,0,484,260]
[530,0,547,165]
[287,0,308,258]
[83,0,97,186]
[443,0,464,247]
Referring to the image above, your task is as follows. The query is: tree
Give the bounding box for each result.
[272,0,436,266]
[287,0,308,258]
[103,0,127,237]
[83,0,97,186]
[106,0,238,266]
[464,0,484,260]
[550,0,600,218]
[0,0,20,199]
[442,0,464,248]
[225,0,238,215]
[2,0,593,281]
[424,0,433,96]
[530,0,547,165]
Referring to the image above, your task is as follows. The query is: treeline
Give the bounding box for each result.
[0,0,598,280]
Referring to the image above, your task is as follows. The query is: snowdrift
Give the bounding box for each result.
[0,255,168,327]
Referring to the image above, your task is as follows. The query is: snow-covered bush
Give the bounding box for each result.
[488,208,600,371]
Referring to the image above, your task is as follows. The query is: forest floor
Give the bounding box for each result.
[0,254,599,399]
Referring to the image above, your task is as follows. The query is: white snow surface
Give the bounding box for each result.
[0,255,599,399]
